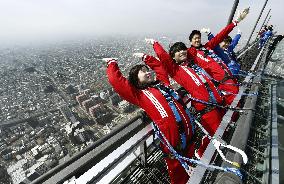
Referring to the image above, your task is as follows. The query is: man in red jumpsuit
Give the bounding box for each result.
[106,55,195,184]
[145,39,224,159]
[187,8,249,105]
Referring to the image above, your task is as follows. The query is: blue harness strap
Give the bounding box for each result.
[200,47,233,77]
[191,64,219,104]
[183,95,255,112]
[155,84,195,149]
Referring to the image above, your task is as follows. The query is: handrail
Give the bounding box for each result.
[269,84,279,183]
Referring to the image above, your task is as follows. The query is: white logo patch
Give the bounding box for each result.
[197,53,210,62]
[142,90,168,118]
[181,66,202,86]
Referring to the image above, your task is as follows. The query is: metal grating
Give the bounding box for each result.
[110,145,170,184]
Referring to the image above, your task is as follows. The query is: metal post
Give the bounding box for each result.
[265,15,272,26]
[258,9,271,33]
[245,0,269,47]
[140,141,148,167]
[227,0,239,25]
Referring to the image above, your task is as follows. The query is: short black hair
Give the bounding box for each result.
[128,64,148,89]
[169,42,187,58]
[189,30,201,41]
[223,36,232,43]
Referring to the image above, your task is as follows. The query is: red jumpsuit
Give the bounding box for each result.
[107,58,194,184]
[188,21,239,106]
[151,43,224,158]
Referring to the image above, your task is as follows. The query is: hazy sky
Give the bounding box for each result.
[0,0,282,45]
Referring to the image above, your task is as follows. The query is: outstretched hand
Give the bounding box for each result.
[145,38,156,45]
[102,58,118,63]
[133,53,145,59]
[200,28,210,34]
[236,7,250,22]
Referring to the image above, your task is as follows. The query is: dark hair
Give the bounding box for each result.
[223,36,232,43]
[128,64,148,89]
[189,30,201,41]
[169,42,187,58]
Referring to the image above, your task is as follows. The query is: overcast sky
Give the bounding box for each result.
[0,0,282,45]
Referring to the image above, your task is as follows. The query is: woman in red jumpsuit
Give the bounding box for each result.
[106,56,194,184]
[147,40,224,159]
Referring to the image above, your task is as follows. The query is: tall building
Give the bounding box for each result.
[109,93,122,106]
[65,84,78,94]
[83,89,91,96]
[118,100,136,113]
[82,99,97,112]
[76,94,89,106]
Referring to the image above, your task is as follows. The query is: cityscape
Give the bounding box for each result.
[0,35,176,184]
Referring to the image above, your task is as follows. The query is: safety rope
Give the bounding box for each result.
[221,90,258,96]
[182,93,255,112]
[193,119,248,166]
[193,65,258,96]
[152,123,244,179]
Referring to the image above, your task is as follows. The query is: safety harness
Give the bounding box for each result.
[199,47,236,86]
[154,83,194,151]
[192,62,258,97]
[182,61,222,117]
[152,84,248,179]
[152,123,244,179]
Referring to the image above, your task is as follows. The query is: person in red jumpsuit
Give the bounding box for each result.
[187,8,249,105]
[145,39,224,159]
[105,55,195,184]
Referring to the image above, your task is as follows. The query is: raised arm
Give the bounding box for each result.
[228,30,241,52]
[151,41,180,77]
[205,22,237,49]
[133,53,170,85]
[205,7,249,49]
[144,55,170,85]
[207,32,231,65]
[106,59,140,106]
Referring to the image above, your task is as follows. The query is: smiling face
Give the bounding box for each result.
[191,34,201,48]
[169,42,188,65]
[173,49,188,64]
[137,66,153,85]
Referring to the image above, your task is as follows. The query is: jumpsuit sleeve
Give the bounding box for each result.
[205,21,237,49]
[106,60,140,106]
[152,42,179,78]
[228,33,241,52]
[143,55,170,86]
